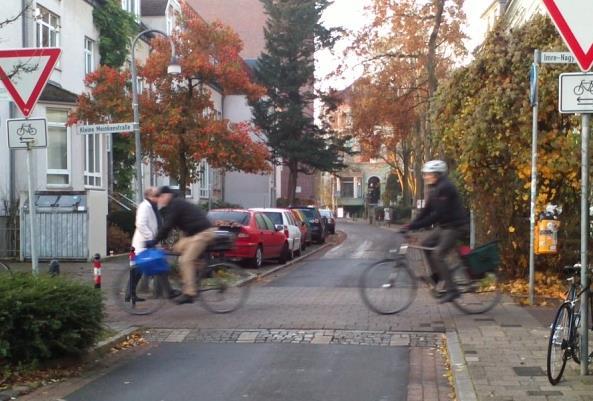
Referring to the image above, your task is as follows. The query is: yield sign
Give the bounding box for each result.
[543,0,593,72]
[0,48,61,117]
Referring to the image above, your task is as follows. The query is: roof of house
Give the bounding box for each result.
[142,0,168,16]
[40,82,79,104]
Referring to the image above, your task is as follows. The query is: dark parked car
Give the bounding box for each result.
[290,206,326,244]
[319,209,336,234]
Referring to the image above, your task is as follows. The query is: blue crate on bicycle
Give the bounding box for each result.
[462,241,500,278]
[135,248,170,275]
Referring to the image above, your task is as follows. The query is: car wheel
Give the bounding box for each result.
[279,242,290,264]
[249,246,263,269]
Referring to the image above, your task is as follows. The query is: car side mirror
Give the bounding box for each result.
[275,224,284,232]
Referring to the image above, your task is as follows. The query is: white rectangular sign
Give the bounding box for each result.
[559,72,593,113]
[77,122,135,135]
[7,118,47,148]
[541,52,577,64]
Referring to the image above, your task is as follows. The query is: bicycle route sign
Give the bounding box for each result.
[7,117,47,149]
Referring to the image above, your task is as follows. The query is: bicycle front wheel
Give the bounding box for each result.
[359,259,418,315]
[452,268,502,314]
[114,268,167,315]
[198,262,251,314]
[547,303,572,385]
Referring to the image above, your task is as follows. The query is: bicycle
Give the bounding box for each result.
[359,233,502,315]
[546,264,593,385]
[114,231,251,315]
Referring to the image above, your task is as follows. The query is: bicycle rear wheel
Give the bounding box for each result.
[547,303,572,385]
[452,267,501,314]
[359,259,418,315]
[114,268,167,315]
[198,262,251,314]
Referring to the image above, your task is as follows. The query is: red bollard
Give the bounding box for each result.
[93,253,102,289]
[129,247,136,268]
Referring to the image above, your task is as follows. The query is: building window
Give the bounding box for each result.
[341,177,354,198]
[84,37,94,74]
[36,6,60,48]
[46,109,70,186]
[121,0,140,19]
[199,161,210,199]
[165,1,180,34]
[84,134,102,188]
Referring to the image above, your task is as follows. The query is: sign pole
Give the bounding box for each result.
[581,113,590,375]
[25,142,38,275]
[528,49,540,305]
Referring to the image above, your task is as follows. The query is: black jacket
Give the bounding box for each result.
[155,197,212,242]
[408,176,468,230]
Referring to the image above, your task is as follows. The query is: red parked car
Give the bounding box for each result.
[207,209,289,268]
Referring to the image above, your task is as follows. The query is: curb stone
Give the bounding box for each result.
[446,331,478,401]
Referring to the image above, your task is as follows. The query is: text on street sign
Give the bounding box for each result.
[77,122,136,135]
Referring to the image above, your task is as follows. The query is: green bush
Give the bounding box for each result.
[0,274,104,366]
[107,210,135,235]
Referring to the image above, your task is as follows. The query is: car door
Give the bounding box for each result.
[262,213,284,256]
[254,213,274,258]
[284,212,301,249]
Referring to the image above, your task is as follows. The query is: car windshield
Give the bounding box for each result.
[207,211,250,226]
[297,209,317,221]
[263,212,283,225]
[319,210,333,218]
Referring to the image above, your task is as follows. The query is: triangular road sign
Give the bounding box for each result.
[0,48,61,117]
[543,0,593,72]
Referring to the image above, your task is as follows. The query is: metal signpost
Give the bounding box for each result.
[0,48,60,275]
[7,118,48,275]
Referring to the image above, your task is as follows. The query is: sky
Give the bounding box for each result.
[317,0,489,91]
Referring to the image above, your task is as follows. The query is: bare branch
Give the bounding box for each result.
[0,1,33,30]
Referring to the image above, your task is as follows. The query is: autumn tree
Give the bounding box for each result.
[342,0,466,205]
[71,12,270,196]
[138,13,270,194]
[432,15,581,276]
[251,0,350,204]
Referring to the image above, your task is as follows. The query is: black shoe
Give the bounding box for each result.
[439,290,461,304]
[168,289,182,299]
[174,294,195,305]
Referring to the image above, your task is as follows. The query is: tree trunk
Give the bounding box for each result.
[287,159,299,205]
[178,140,188,198]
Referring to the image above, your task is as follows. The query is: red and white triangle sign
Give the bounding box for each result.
[0,48,61,117]
[543,0,593,72]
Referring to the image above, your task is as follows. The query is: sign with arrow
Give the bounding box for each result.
[543,0,593,72]
[559,72,593,113]
[7,118,47,149]
[0,48,61,117]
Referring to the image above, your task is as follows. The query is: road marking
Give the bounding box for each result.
[352,240,372,258]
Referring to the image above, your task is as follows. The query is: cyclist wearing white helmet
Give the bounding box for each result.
[403,159,469,303]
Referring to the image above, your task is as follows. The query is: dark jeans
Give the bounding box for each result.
[126,267,174,298]
[422,226,468,292]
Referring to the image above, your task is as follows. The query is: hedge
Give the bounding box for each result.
[0,273,104,366]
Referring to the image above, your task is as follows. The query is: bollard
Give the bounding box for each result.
[49,259,60,277]
[129,247,136,268]
[93,253,102,289]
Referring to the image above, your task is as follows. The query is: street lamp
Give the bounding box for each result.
[131,29,181,204]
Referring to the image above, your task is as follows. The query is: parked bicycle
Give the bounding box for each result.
[114,231,251,315]
[359,233,501,315]
[546,264,593,385]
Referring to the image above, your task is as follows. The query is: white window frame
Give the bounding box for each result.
[36,6,60,48]
[165,0,180,35]
[84,134,103,189]
[46,109,71,187]
[199,161,210,199]
[121,0,140,20]
[84,37,95,75]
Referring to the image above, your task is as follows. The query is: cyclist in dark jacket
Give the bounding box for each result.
[404,160,469,303]
[147,186,216,304]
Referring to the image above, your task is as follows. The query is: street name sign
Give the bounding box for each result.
[0,48,61,117]
[7,118,47,149]
[559,72,593,113]
[543,0,593,71]
[541,52,577,64]
[77,122,136,135]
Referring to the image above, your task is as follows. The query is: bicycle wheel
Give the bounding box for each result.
[0,261,11,275]
[452,267,502,314]
[198,262,251,314]
[359,259,418,315]
[114,268,167,315]
[547,303,572,385]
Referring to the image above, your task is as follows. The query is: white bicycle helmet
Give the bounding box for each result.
[421,160,447,174]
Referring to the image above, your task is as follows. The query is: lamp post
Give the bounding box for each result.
[131,29,181,204]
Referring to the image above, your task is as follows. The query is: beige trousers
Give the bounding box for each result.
[173,228,217,296]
